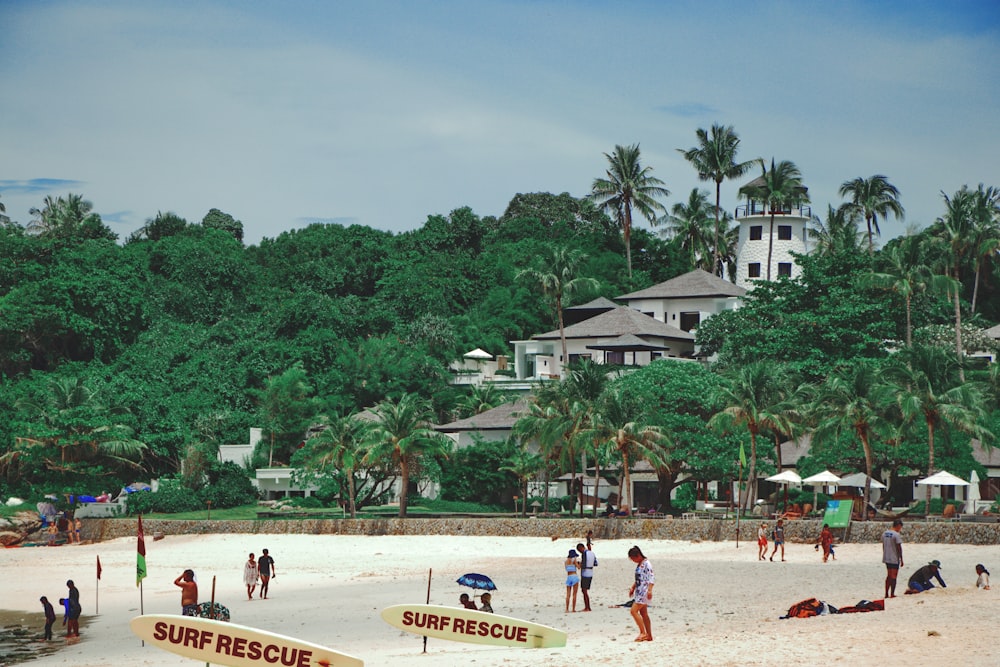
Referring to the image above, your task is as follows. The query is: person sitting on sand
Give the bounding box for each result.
[975,564,990,590]
[905,559,946,594]
[459,593,477,609]
[479,592,493,613]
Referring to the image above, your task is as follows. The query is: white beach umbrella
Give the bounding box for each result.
[915,470,969,486]
[802,471,842,511]
[967,470,982,512]
[766,471,803,484]
[766,470,801,512]
[838,473,887,490]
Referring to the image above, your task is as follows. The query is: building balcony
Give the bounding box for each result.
[735,203,811,219]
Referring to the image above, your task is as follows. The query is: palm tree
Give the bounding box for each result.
[664,188,715,271]
[362,393,452,517]
[809,361,894,515]
[27,193,94,237]
[455,384,508,419]
[738,159,809,281]
[306,413,370,518]
[933,187,977,380]
[589,144,670,279]
[677,124,760,276]
[884,345,990,507]
[838,175,905,255]
[967,184,1000,313]
[500,444,544,517]
[808,204,864,258]
[517,246,599,378]
[709,362,792,510]
[858,235,958,347]
[583,389,670,516]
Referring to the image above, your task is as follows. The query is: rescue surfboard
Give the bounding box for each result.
[129,614,364,667]
[380,604,567,648]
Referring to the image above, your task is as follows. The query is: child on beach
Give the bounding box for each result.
[757,522,768,560]
[975,564,991,590]
[769,519,785,562]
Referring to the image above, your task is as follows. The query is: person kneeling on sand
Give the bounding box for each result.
[905,559,946,594]
[975,564,991,590]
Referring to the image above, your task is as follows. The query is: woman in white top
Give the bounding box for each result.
[243,553,259,600]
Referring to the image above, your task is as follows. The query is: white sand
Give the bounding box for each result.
[4,533,995,666]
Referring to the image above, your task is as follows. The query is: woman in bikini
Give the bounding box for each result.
[564,549,580,612]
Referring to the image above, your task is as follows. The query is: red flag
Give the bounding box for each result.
[97,555,102,580]
[137,515,147,587]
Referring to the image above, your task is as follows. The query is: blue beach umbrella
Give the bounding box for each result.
[456,573,497,591]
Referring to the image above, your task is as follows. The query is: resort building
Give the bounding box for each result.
[733,175,811,289]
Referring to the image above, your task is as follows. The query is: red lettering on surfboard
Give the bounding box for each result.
[153,621,168,641]
[515,626,527,643]
[402,610,414,626]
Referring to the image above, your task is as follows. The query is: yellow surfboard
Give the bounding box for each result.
[129,614,364,667]
[380,604,567,649]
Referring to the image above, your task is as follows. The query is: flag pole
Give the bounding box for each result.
[137,515,147,646]
[422,568,432,654]
[96,555,101,615]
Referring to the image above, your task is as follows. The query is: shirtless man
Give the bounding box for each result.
[174,570,199,615]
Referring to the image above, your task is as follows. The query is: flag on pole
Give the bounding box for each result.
[739,441,747,468]
[136,515,147,587]
[97,555,102,580]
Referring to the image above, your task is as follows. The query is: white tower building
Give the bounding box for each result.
[733,176,811,290]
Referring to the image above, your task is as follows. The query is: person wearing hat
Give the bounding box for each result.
[905,559,946,594]
[564,548,580,613]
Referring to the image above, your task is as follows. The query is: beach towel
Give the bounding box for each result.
[781,598,825,618]
[837,599,884,614]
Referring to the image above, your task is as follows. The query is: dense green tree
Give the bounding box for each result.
[295,413,370,517]
[440,438,517,507]
[26,193,117,242]
[589,144,670,279]
[838,175,905,255]
[253,363,320,466]
[663,189,714,272]
[128,211,189,243]
[201,208,244,243]
[677,124,759,275]
[966,184,1000,313]
[500,443,544,517]
[738,159,809,281]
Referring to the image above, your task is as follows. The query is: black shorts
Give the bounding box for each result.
[581,576,593,591]
[885,562,900,573]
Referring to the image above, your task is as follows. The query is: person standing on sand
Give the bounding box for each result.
[882,519,904,598]
[769,519,785,561]
[244,553,259,600]
[757,522,769,560]
[65,580,81,637]
[74,517,82,544]
[174,569,199,615]
[564,549,580,612]
[40,596,56,640]
[577,541,597,611]
[628,545,654,642]
[817,524,834,563]
[258,548,276,599]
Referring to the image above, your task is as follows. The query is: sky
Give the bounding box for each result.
[1,0,998,245]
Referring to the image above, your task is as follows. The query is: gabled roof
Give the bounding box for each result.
[533,307,694,341]
[567,296,620,312]
[435,398,529,433]
[985,323,1000,339]
[617,269,746,301]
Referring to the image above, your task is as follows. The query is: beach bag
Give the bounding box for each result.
[782,598,824,619]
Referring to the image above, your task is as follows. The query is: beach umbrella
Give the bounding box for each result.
[802,471,841,511]
[765,471,801,512]
[463,348,493,360]
[915,470,969,487]
[456,573,497,591]
[967,470,982,513]
[838,473,887,490]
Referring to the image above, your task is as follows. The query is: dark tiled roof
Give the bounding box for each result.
[617,269,746,300]
[567,296,620,311]
[985,323,1000,339]
[435,398,529,432]
[533,307,694,341]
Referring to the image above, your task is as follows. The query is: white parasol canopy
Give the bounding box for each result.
[915,470,969,486]
[802,470,842,485]
[838,472,887,490]
[766,471,803,484]
[967,469,982,512]
[463,348,494,360]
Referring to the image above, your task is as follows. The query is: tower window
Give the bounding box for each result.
[778,225,792,240]
[749,226,763,240]
[778,262,792,277]
[748,263,761,278]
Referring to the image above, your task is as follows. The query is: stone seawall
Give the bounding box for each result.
[89,517,1000,545]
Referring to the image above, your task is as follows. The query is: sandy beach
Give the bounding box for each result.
[2,533,995,667]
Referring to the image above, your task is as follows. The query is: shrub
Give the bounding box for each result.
[199,462,258,509]
[126,478,202,514]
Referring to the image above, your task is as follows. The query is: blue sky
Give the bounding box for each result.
[1,0,998,244]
